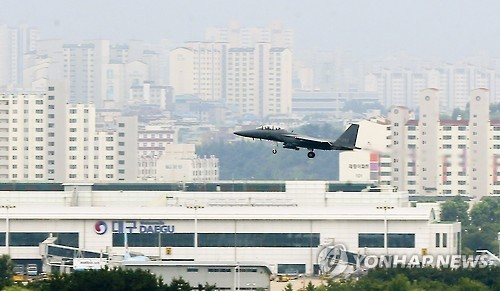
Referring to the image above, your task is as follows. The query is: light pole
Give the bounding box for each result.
[233,262,240,291]
[376,205,394,255]
[1,204,16,256]
[186,204,204,260]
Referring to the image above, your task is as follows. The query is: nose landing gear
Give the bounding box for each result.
[307,151,315,158]
[272,149,277,154]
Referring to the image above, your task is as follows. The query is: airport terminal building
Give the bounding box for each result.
[0,181,459,282]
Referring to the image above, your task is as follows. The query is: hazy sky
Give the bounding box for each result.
[3,0,500,60]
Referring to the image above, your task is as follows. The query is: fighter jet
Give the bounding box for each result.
[234,124,360,158]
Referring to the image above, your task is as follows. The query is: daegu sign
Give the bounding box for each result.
[111,220,175,234]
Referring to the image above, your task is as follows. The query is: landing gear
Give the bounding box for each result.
[307,151,316,158]
[272,149,277,154]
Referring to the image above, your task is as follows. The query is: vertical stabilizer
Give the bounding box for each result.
[332,124,360,150]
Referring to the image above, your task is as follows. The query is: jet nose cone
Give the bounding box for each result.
[233,131,245,137]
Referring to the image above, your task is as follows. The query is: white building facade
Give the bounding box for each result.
[0,181,459,276]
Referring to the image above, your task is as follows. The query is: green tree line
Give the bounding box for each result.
[440,196,499,254]
[284,267,499,291]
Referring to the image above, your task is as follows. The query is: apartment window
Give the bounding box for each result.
[69,174,77,179]
[106,137,113,141]
[442,233,448,248]
[118,123,125,127]
[435,233,440,247]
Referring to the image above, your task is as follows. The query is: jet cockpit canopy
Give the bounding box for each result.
[257,125,282,130]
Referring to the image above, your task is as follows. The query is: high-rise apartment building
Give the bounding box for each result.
[0,24,39,86]
[170,42,292,117]
[0,84,138,182]
[347,88,497,197]
[205,21,293,49]
[63,40,110,107]
[364,65,500,112]
[169,42,224,101]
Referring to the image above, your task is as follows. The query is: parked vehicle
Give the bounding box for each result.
[27,264,38,276]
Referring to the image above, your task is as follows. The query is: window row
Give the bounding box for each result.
[358,233,415,248]
[112,233,320,248]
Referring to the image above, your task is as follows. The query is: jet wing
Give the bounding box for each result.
[291,135,331,146]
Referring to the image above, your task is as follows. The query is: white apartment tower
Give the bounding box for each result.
[170,42,293,117]
[0,84,138,182]
[469,88,489,197]
[385,88,496,197]
[388,106,411,189]
[63,44,95,104]
[169,42,224,101]
[205,21,293,49]
[0,24,39,86]
[0,91,53,180]
[418,88,440,193]
[64,103,96,181]
[63,40,110,107]
[226,44,293,116]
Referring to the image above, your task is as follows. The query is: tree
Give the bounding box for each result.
[305,281,315,291]
[283,282,294,291]
[386,274,411,291]
[469,197,500,226]
[440,195,469,226]
[455,277,489,291]
[0,255,15,290]
[166,277,191,291]
[465,196,500,253]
